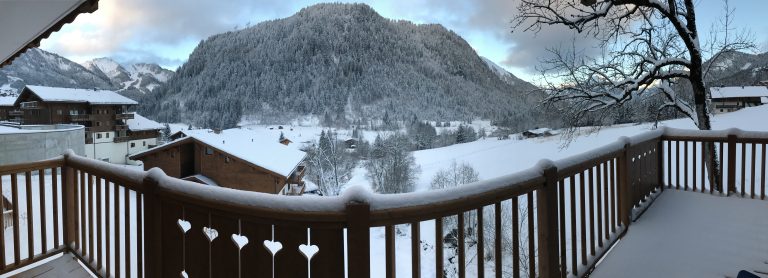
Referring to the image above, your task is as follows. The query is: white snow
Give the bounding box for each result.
[710,86,768,99]
[163,128,307,178]
[590,190,768,278]
[125,113,163,131]
[0,96,16,106]
[24,85,138,105]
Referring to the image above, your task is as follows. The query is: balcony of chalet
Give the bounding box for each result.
[8,110,24,117]
[0,128,767,278]
[115,124,129,131]
[115,113,134,120]
[69,114,92,122]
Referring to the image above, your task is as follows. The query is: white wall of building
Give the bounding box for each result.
[85,135,158,165]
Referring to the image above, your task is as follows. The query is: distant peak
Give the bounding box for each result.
[297,3,380,17]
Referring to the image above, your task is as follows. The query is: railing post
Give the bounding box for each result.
[727,134,737,196]
[618,141,632,229]
[346,201,371,278]
[657,139,665,192]
[143,169,163,278]
[537,162,562,278]
[62,154,77,251]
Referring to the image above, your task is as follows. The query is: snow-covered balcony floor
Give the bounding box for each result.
[591,190,768,278]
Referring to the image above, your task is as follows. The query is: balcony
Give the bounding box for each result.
[19,101,38,109]
[115,113,134,120]
[0,128,766,278]
[69,114,92,122]
[8,110,23,116]
[115,124,128,131]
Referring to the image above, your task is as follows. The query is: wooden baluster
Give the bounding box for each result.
[684,141,689,190]
[596,164,603,248]
[477,207,485,278]
[435,217,444,278]
[115,182,121,278]
[667,140,672,188]
[52,168,59,248]
[494,203,502,278]
[125,187,131,278]
[137,193,143,278]
[527,193,536,278]
[558,180,567,278]
[579,172,587,266]
[88,174,94,263]
[96,177,102,270]
[741,142,747,196]
[569,175,577,276]
[538,164,561,278]
[727,136,737,195]
[80,170,86,254]
[751,143,757,199]
[458,213,465,278]
[676,141,681,190]
[0,176,5,270]
[411,222,420,278]
[25,171,34,262]
[385,225,395,278]
[693,142,697,191]
[63,166,77,255]
[588,167,595,256]
[512,196,520,278]
[346,202,370,278]
[12,173,20,265]
[720,141,725,193]
[106,181,111,278]
[762,144,766,200]
[38,169,47,253]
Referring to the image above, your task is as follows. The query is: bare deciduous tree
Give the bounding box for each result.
[512,0,754,190]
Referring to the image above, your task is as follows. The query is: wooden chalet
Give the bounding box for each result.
[710,86,768,113]
[0,97,16,122]
[130,128,307,194]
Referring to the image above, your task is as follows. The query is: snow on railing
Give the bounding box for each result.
[2,127,767,278]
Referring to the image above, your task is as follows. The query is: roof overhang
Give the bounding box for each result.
[0,0,99,67]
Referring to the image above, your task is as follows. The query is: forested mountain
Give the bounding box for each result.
[141,3,551,130]
[0,48,173,100]
[704,51,768,86]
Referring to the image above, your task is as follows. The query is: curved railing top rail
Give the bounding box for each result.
[46,127,768,227]
[662,127,768,142]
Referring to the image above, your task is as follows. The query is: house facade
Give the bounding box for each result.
[130,129,307,194]
[0,96,16,121]
[12,85,163,164]
[710,86,768,113]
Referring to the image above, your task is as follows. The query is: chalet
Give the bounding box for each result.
[130,128,307,195]
[345,138,358,149]
[0,96,15,121]
[710,86,768,113]
[522,127,554,138]
[13,85,163,164]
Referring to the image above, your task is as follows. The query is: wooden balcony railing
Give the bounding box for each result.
[0,127,766,278]
[8,110,24,116]
[69,114,92,122]
[115,113,134,120]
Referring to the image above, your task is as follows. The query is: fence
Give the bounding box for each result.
[0,127,766,278]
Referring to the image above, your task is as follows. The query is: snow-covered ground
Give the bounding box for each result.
[590,190,768,278]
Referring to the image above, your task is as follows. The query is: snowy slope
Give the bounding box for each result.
[82,57,174,96]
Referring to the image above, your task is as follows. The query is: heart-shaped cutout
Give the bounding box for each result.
[177,219,191,234]
[180,270,188,278]
[231,234,249,249]
[203,227,218,242]
[263,240,283,256]
[299,244,319,261]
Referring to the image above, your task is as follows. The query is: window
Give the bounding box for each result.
[143,141,146,146]
[96,122,101,127]
[97,133,102,139]
[130,142,135,148]
[106,133,110,138]
[57,110,62,115]
[225,157,231,163]
[206,147,213,155]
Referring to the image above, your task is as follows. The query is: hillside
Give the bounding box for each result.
[704,51,768,86]
[0,49,173,100]
[141,3,547,129]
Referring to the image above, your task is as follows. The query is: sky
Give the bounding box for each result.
[40,0,768,82]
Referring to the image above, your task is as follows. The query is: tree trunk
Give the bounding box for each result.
[690,72,723,192]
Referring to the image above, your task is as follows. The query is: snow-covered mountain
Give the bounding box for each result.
[0,48,113,96]
[480,56,534,89]
[82,57,174,99]
[0,48,173,101]
[704,51,768,86]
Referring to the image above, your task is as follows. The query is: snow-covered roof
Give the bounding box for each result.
[0,96,16,106]
[24,85,138,105]
[710,86,768,99]
[526,128,552,134]
[126,113,164,131]
[133,128,306,178]
[183,174,220,187]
